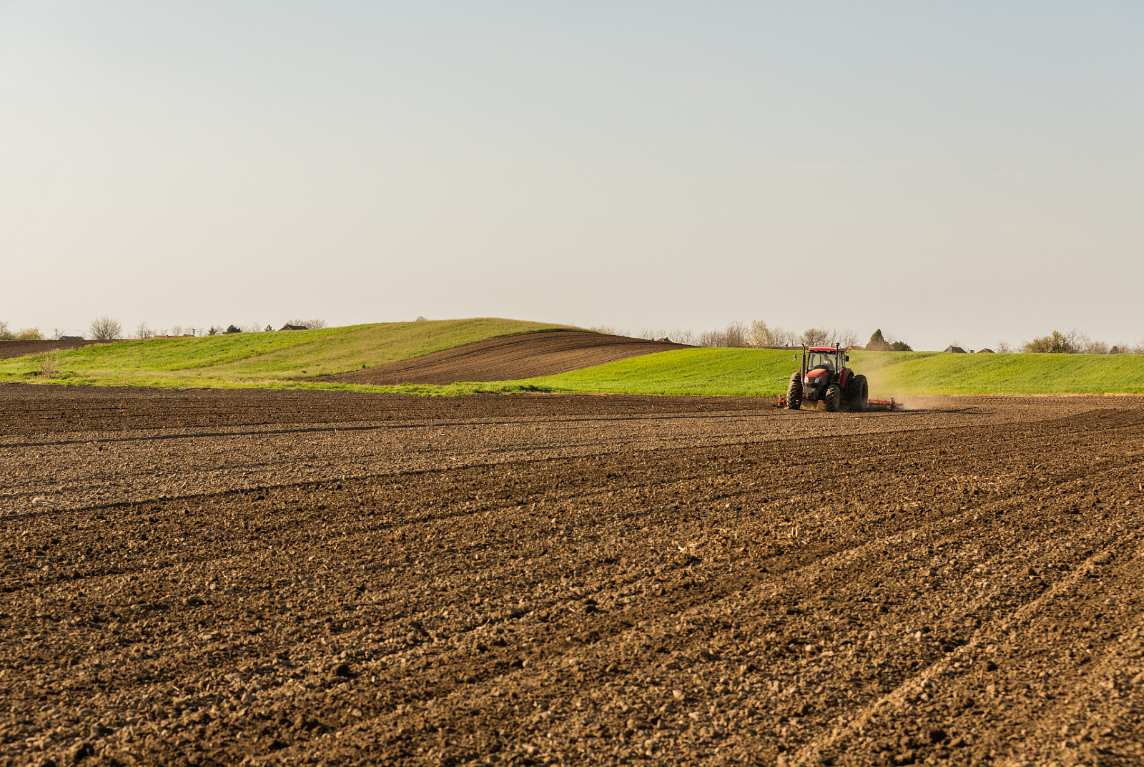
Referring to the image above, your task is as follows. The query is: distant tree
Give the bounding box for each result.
[696,329,723,347]
[415,316,429,322]
[135,322,153,340]
[775,327,798,347]
[171,325,183,337]
[995,340,1014,354]
[0,320,9,340]
[800,327,831,347]
[723,321,749,348]
[265,324,273,332]
[1028,332,1063,353]
[1084,339,1109,355]
[207,326,219,336]
[90,316,122,340]
[1023,331,1074,354]
[748,320,775,348]
[1109,345,1125,355]
[836,328,859,347]
[14,328,44,341]
[867,329,893,351]
[891,340,913,352]
[670,328,697,345]
[225,324,241,334]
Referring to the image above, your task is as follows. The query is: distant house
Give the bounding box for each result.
[60,335,83,341]
[657,337,672,343]
[944,346,967,353]
[977,348,995,354]
[280,324,307,331]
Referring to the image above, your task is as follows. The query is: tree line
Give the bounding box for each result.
[0,318,328,341]
[1019,330,1135,355]
[595,322,913,350]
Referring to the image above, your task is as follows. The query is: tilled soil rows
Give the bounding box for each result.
[2,386,1143,767]
[323,331,690,385]
[0,340,115,360]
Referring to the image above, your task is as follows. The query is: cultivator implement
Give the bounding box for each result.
[775,395,898,412]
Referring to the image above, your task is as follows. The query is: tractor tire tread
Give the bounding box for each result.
[786,372,802,410]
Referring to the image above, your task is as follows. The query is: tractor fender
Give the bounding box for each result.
[839,369,850,389]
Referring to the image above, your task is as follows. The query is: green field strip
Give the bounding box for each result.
[510,348,1144,397]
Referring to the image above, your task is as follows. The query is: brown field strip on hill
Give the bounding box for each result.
[2,386,1144,766]
[0,339,114,359]
[322,330,690,385]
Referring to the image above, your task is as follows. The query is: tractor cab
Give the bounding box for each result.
[804,347,846,388]
[806,350,838,377]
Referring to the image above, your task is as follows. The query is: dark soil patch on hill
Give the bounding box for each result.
[322,330,690,385]
[0,339,115,359]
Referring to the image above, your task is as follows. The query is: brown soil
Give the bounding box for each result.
[322,330,690,385]
[2,385,1143,766]
[0,340,115,359]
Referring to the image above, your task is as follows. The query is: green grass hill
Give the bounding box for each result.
[0,318,578,389]
[3,321,1142,396]
[517,348,1144,397]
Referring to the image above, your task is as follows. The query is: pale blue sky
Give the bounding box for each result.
[3,2,1142,350]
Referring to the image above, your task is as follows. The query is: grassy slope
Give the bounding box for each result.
[512,349,1144,397]
[4,323,1142,396]
[0,319,579,388]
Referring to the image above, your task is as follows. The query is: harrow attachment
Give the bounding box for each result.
[775,396,898,412]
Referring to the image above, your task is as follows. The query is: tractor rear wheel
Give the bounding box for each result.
[786,373,802,410]
[848,374,869,412]
[824,383,842,412]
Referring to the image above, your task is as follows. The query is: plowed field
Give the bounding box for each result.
[3,385,1143,767]
[323,331,689,385]
[0,340,113,359]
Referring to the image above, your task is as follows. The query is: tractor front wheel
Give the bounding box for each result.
[849,375,869,412]
[824,383,842,412]
[786,373,802,410]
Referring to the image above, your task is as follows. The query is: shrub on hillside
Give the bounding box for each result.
[867,329,911,351]
[1024,332,1072,353]
[1022,330,1110,354]
[867,329,893,351]
[225,325,241,334]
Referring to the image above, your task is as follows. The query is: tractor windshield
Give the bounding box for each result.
[808,352,836,371]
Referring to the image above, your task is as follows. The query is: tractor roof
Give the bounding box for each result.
[808,346,841,353]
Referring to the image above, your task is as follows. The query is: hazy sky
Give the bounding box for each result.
[3,2,1142,350]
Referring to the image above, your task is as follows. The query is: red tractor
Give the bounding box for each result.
[785,344,869,412]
